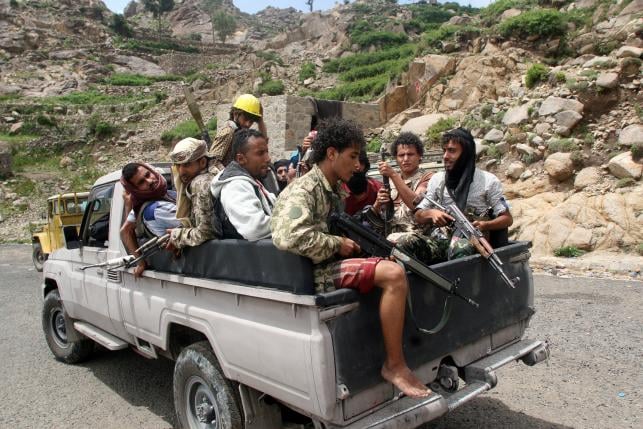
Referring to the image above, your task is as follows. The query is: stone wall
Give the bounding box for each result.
[215,95,384,160]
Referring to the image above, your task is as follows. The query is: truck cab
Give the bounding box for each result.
[30,192,88,271]
[40,167,549,429]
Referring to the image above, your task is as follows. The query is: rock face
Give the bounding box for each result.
[574,167,601,190]
[544,152,574,181]
[608,152,643,179]
[554,110,583,130]
[400,114,447,137]
[112,55,167,77]
[483,128,504,143]
[618,124,643,147]
[507,161,525,179]
[511,186,643,255]
[596,72,619,89]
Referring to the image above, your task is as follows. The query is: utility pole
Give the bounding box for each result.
[305,0,313,12]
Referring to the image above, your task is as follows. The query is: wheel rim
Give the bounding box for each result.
[185,375,219,429]
[35,249,45,264]
[50,307,69,349]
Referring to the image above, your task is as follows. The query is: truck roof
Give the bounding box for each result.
[47,192,90,201]
[92,163,173,188]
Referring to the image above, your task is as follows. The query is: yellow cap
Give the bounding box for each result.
[232,94,262,117]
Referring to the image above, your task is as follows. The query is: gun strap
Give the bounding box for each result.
[406,287,452,335]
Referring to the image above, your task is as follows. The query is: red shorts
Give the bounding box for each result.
[326,257,383,294]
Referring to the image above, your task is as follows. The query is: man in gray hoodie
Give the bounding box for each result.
[211,129,276,241]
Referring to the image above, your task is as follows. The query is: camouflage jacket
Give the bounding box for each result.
[271,165,345,265]
[169,172,217,249]
[207,122,235,170]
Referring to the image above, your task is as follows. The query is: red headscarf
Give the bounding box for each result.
[120,163,171,215]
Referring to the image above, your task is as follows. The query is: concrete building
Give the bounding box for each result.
[215,95,383,160]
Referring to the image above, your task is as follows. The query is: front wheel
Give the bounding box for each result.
[42,289,94,364]
[32,241,47,272]
[173,341,243,429]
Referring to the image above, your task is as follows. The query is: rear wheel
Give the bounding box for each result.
[42,289,93,364]
[32,242,47,272]
[173,341,243,429]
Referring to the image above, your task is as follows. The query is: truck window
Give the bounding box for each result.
[80,184,114,248]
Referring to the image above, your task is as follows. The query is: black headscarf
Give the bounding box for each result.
[443,127,476,212]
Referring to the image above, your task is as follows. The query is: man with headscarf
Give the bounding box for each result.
[119,163,180,277]
[414,127,512,261]
[166,137,218,251]
[273,158,290,192]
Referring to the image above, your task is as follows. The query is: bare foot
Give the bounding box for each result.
[381,364,432,399]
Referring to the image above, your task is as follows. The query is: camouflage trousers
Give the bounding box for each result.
[390,231,475,265]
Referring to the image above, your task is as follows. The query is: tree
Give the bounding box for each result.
[202,0,224,43]
[109,14,133,37]
[306,0,313,12]
[213,11,236,42]
[142,0,175,40]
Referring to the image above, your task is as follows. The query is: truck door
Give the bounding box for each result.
[72,183,116,333]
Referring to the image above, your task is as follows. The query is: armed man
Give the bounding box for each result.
[414,127,513,261]
[119,163,181,277]
[271,118,431,399]
[166,137,218,251]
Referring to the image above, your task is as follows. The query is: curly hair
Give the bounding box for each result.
[232,128,264,157]
[391,132,424,157]
[310,118,365,164]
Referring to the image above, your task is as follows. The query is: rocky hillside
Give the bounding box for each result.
[0,0,641,272]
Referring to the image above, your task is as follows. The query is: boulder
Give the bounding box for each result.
[618,124,643,147]
[544,152,574,181]
[483,128,504,143]
[381,85,410,121]
[582,56,614,68]
[574,166,601,190]
[502,103,531,125]
[554,110,583,130]
[616,46,643,58]
[407,54,456,105]
[400,114,448,136]
[534,122,551,135]
[0,141,11,178]
[0,84,22,97]
[520,169,533,180]
[595,72,619,89]
[112,55,166,77]
[538,96,584,116]
[475,139,487,157]
[564,226,595,251]
[495,141,510,154]
[608,152,642,179]
[500,8,522,20]
[507,161,525,179]
[9,122,22,135]
[516,143,541,162]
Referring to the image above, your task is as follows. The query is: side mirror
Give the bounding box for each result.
[63,226,81,250]
[41,212,47,220]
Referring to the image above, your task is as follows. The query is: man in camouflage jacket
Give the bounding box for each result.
[166,138,217,250]
[271,118,431,399]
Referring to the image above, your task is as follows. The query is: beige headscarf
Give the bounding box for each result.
[169,138,209,224]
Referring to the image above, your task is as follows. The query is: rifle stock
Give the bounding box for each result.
[183,86,212,148]
[330,212,478,308]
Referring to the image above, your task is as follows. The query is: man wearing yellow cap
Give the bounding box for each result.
[166,137,218,250]
[208,94,268,170]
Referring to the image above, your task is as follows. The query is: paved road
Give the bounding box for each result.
[0,244,640,429]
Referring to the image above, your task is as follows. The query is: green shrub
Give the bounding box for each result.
[323,44,416,73]
[615,177,636,188]
[631,142,643,161]
[258,79,285,96]
[154,91,168,104]
[570,150,584,168]
[104,73,152,86]
[594,39,619,56]
[548,138,576,153]
[499,9,567,40]
[486,144,502,160]
[256,51,284,66]
[367,137,383,153]
[161,118,217,144]
[339,59,408,82]
[109,14,132,37]
[480,0,520,21]
[36,114,57,127]
[637,243,643,256]
[480,103,494,119]
[352,31,408,49]
[42,90,152,105]
[554,246,586,257]
[425,117,457,147]
[525,63,549,89]
[87,115,117,139]
[298,62,316,82]
[554,71,566,83]
[187,32,202,42]
[315,75,389,101]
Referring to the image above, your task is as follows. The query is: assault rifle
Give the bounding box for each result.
[379,145,393,237]
[79,234,170,271]
[183,86,212,149]
[423,197,519,289]
[330,212,478,309]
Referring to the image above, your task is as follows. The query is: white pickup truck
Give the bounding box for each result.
[41,166,549,429]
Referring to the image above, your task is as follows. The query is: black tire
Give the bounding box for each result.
[42,289,94,364]
[173,341,243,429]
[32,241,47,272]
